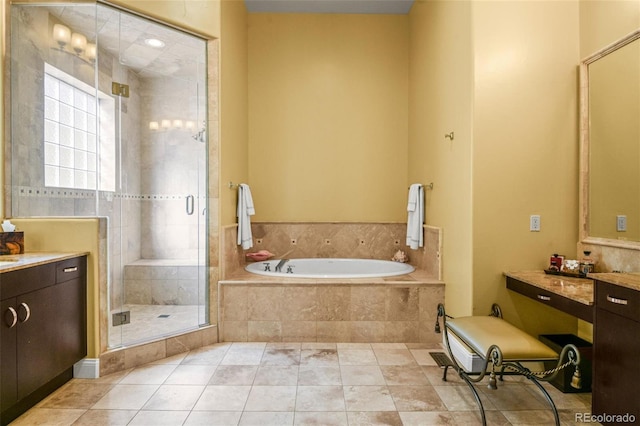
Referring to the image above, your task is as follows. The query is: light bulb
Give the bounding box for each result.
[85,43,97,61]
[71,33,87,55]
[53,24,71,49]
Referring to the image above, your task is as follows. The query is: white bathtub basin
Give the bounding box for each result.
[245,258,414,279]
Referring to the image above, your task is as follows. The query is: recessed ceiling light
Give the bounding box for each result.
[144,38,165,48]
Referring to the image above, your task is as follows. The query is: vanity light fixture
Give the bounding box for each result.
[149,121,160,130]
[52,24,96,64]
[144,38,165,48]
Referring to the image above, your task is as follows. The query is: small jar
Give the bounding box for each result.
[580,251,595,275]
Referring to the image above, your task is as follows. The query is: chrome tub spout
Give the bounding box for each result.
[275,259,289,273]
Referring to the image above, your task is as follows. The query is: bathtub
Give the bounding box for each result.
[245,258,414,279]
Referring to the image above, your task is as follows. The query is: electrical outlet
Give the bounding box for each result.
[530,215,541,232]
[617,215,627,232]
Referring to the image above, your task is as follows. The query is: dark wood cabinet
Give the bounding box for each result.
[592,279,640,423]
[0,256,87,425]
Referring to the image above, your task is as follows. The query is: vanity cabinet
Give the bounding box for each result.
[0,255,87,425]
[592,278,640,423]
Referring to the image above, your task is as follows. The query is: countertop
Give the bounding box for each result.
[504,270,594,306]
[588,272,640,292]
[0,252,88,273]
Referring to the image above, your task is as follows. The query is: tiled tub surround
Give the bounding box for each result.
[220,223,443,343]
[222,223,442,280]
[219,271,444,343]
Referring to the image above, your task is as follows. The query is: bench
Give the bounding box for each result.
[435,303,582,426]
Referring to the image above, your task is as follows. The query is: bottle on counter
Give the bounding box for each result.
[549,253,564,271]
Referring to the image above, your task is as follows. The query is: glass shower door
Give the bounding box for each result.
[95,4,208,348]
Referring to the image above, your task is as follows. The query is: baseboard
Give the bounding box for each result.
[73,358,100,379]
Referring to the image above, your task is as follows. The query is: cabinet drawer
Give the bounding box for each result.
[507,276,593,322]
[596,280,640,322]
[1,263,56,300]
[56,257,86,283]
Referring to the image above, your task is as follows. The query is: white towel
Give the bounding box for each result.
[237,183,255,250]
[406,183,424,250]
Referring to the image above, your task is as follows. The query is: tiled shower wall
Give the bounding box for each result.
[7,7,206,308]
[222,222,441,279]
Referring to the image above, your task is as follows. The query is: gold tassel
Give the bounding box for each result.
[488,370,498,390]
[570,365,582,389]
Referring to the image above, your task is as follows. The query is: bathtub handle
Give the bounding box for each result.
[186,195,195,215]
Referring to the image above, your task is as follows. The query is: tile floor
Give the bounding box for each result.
[12,342,593,426]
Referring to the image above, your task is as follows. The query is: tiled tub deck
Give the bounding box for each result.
[219,270,444,343]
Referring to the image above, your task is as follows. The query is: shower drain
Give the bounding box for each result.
[158,314,171,318]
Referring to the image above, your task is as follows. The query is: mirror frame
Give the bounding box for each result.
[580,28,640,250]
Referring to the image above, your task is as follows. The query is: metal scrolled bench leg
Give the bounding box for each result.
[435,303,581,426]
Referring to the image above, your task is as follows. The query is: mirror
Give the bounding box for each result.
[580,29,640,248]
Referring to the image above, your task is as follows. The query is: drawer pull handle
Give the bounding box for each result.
[5,307,18,328]
[537,294,551,301]
[19,303,31,323]
[606,295,628,305]
[64,266,78,273]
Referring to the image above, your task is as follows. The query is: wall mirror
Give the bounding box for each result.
[580,29,640,249]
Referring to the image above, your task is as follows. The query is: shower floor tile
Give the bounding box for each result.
[109,304,202,348]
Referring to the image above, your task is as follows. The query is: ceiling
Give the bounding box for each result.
[45,4,204,78]
[244,0,415,14]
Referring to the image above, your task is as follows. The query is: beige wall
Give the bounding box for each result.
[580,0,640,59]
[408,0,473,317]
[247,14,409,223]
[220,0,249,226]
[471,1,581,336]
[408,0,582,337]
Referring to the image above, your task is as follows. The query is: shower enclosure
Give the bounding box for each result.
[8,2,209,348]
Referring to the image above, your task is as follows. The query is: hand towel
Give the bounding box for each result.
[237,183,255,250]
[406,183,424,250]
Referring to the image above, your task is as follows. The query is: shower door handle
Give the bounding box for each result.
[186,195,195,215]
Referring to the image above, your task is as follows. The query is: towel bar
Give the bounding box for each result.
[408,183,434,190]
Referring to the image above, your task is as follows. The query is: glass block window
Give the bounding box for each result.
[43,64,115,191]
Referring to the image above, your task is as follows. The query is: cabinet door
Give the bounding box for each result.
[593,308,640,422]
[1,298,18,408]
[16,278,86,399]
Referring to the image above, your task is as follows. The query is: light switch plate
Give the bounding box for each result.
[617,215,627,232]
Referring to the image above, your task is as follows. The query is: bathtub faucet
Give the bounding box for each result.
[275,259,289,273]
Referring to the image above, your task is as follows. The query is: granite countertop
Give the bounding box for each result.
[504,270,594,305]
[588,272,640,292]
[0,252,88,273]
